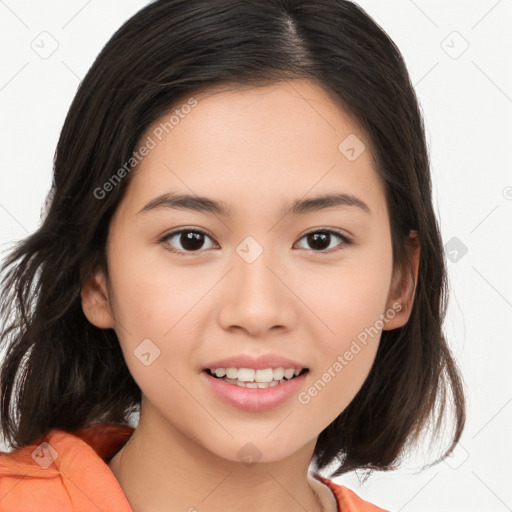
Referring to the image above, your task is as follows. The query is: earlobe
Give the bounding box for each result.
[81,267,115,329]
[383,231,420,330]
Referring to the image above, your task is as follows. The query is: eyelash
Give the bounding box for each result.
[160,227,353,257]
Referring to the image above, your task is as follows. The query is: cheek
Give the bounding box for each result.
[297,298,385,429]
[104,238,208,378]
[106,233,199,334]
[304,237,393,345]
[298,241,393,420]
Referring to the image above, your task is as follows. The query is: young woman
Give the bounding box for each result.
[0,1,465,511]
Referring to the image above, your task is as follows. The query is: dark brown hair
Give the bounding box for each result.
[0,0,465,476]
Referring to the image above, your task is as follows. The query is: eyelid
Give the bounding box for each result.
[159,227,218,255]
[296,227,353,254]
[300,227,352,243]
[159,226,353,256]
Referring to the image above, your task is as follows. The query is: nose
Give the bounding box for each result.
[217,243,296,337]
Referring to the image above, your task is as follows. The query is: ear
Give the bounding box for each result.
[81,265,115,329]
[383,230,420,330]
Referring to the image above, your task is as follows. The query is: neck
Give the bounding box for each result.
[107,406,333,512]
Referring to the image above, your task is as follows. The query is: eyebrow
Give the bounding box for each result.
[136,192,371,217]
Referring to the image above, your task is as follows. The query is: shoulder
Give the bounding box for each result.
[0,424,134,512]
[314,473,391,512]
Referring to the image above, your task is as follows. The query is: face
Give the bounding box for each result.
[82,79,414,464]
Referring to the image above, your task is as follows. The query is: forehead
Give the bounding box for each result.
[121,79,387,220]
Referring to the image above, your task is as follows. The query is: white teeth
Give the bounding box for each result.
[237,368,256,382]
[226,368,238,379]
[208,366,306,387]
[273,367,285,380]
[283,369,295,379]
[255,368,274,382]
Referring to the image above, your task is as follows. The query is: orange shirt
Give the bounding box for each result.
[0,424,389,512]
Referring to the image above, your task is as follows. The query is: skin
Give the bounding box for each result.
[82,79,419,512]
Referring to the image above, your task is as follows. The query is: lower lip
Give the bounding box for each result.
[201,370,307,412]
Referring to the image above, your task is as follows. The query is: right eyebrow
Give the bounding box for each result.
[136,193,232,216]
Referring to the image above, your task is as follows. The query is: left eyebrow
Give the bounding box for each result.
[284,192,371,216]
[135,192,371,217]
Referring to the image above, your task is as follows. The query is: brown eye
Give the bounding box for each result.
[161,228,351,257]
[295,230,351,253]
[163,229,217,255]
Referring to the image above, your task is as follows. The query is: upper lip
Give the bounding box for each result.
[203,354,308,370]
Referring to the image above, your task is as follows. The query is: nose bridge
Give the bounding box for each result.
[218,235,294,334]
[234,234,280,306]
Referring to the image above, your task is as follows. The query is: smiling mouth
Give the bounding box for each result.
[205,367,309,388]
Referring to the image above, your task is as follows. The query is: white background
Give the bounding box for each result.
[0,1,511,511]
